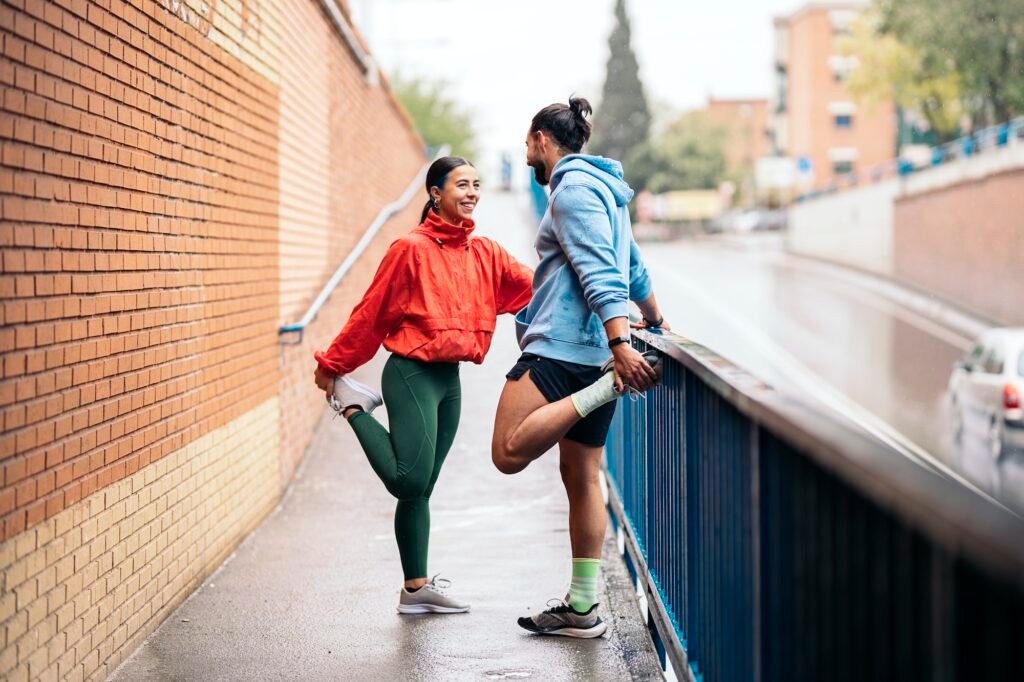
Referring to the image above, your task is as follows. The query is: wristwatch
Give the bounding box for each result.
[608,336,631,348]
[643,316,664,328]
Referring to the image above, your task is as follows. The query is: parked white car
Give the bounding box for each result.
[949,329,1024,460]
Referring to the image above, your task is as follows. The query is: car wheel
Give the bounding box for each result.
[989,419,1005,461]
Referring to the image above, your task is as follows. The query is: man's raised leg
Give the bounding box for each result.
[491,371,581,474]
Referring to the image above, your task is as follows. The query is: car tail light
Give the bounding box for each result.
[1005,384,1021,409]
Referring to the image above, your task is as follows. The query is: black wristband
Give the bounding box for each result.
[608,336,631,348]
[643,316,664,328]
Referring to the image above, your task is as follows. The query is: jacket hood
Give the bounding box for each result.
[414,209,476,247]
[549,154,634,207]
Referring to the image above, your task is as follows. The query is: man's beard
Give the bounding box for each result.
[530,159,549,186]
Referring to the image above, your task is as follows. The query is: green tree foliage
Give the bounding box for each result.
[877,0,1024,126]
[391,75,478,159]
[839,8,963,140]
[590,0,651,162]
[625,112,726,193]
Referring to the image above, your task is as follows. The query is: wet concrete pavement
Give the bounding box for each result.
[108,193,663,681]
[640,233,1024,515]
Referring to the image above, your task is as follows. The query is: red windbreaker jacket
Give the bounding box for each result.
[314,211,534,377]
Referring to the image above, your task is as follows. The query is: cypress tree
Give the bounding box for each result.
[590,0,651,162]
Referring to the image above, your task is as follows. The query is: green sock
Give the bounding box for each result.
[568,558,601,612]
[570,371,618,418]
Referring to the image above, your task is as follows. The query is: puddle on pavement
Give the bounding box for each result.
[484,671,533,680]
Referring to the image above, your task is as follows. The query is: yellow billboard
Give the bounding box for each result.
[653,190,722,221]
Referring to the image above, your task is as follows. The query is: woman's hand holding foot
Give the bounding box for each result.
[314,366,334,398]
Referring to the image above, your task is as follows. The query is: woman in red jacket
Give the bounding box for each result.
[313,156,533,614]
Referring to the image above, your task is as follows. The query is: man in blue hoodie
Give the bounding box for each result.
[491,97,669,638]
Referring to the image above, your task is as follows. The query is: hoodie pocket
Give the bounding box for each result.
[514,308,530,347]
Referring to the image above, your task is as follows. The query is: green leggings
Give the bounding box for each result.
[348,354,461,580]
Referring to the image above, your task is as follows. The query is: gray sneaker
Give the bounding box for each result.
[517,599,608,638]
[397,575,470,615]
[327,375,383,415]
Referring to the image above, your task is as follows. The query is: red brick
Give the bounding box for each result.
[44,492,62,518]
[25,498,45,526]
[15,326,34,350]
[5,404,26,431]
[0,487,14,515]
[5,509,27,536]
[15,275,34,296]
[5,300,26,324]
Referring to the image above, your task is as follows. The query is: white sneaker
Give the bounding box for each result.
[327,375,383,415]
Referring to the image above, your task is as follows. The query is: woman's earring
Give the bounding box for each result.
[432,198,439,208]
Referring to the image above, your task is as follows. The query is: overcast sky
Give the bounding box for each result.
[349,0,807,176]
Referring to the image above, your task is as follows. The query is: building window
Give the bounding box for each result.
[834,114,853,129]
[833,160,854,175]
[829,9,856,35]
[774,64,788,114]
[828,55,859,83]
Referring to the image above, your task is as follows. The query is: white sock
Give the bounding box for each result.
[570,371,619,418]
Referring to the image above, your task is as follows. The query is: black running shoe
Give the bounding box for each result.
[517,599,608,638]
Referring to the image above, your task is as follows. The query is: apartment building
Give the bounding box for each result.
[770,1,897,190]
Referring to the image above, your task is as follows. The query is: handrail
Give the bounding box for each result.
[319,0,377,84]
[278,146,449,344]
[605,328,1024,680]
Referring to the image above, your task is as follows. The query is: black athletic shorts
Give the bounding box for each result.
[505,353,617,448]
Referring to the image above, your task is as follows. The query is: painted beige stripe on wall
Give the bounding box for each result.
[0,400,280,682]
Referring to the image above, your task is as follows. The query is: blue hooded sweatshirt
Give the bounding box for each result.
[515,154,652,367]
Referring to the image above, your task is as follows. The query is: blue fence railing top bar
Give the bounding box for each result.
[634,329,1024,587]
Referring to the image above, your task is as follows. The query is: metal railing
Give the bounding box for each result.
[605,329,1024,682]
[529,171,549,220]
[797,116,1024,201]
[320,0,377,83]
[278,146,448,344]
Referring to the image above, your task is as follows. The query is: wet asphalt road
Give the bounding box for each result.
[108,193,662,681]
[639,233,1024,515]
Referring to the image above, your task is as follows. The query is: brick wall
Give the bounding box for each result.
[893,165,1024,326]
[274,0,424,479]
[0,1,425,679]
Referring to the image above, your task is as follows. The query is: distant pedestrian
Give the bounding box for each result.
[500,153,513,191]
[313,156,533,614]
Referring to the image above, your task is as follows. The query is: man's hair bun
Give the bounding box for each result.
[569,97,593,120]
